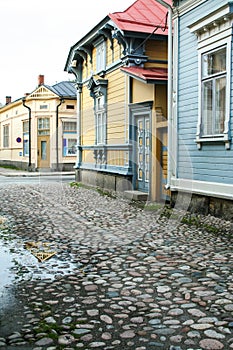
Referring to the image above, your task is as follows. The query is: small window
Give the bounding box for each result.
[66,105,75,110]
[40,104,48,109]
[3,125,9,148]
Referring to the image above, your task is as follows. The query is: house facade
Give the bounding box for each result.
[171,0,233,217]
[0,76,77,171]
[65,0,171,201]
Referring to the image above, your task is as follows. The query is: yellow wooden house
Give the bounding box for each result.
[65,0,170,201]
[0,75,77,171]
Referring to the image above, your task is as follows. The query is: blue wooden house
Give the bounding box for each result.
[170,0,233,217]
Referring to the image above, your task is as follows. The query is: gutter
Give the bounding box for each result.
[22,98,32,170]
[154,0,173,190]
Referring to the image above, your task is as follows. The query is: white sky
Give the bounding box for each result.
[0,0,134,105]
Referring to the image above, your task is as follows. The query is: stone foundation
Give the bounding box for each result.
[171,191,233,221]
[75,169,133,193]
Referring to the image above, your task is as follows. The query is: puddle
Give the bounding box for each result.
[0,242,15,286]
[0,228,78,287]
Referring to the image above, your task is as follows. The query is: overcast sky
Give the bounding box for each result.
[0,0,134,105]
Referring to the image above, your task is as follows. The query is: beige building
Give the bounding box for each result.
[0,75,77,171]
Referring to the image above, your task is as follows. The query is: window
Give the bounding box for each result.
[40,104,48,109]
[201,47,226,136]
[63,121,77,156]
[189,10,232,149]
[3,125,9,148]
[96,41,106,73]
[63,121,77,132]
[63,138,77,156]
[66,105,75,110]
[38,118,50,135]
[23,121,29,156]
[96,95,106,145]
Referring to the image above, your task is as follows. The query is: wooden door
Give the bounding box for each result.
[135,115,150,192]
[37,136,50,168]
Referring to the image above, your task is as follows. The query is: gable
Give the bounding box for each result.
[28,86,58,99]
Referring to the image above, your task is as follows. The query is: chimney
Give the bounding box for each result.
[38,74,44,86]
[5,96,11,105]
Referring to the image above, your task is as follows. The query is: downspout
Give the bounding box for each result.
[56,98,64,171]
[22,98,32,171]
[154,0,173,190]
[77,84,83,170]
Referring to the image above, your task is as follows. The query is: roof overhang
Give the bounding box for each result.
[121,66,168,84]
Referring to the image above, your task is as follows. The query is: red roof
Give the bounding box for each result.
[121,66,168,83]
[109,0,172,36]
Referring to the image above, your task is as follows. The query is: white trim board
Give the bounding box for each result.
[171,177,233,200]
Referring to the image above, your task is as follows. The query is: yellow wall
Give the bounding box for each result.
[132,79,154,104]
[145,40,167,69]
[81,86,95,145]
[155,84,167,119]
[107,70,126,144]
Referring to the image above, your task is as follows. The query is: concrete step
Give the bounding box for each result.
[124,190,148,201]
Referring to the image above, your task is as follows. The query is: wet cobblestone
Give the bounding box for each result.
[0,182,232,349]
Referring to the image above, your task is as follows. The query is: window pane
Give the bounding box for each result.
[203,80,213,135]
[96,42,106,72]
[41,141,47,160]
[3,125,9,148]
[23,133,29,156]
[38,118,50,135]
[203,48,226,78]
[215,77,226,134]
[63,138,77,156]
[63,122,77,131]
[23,121,29,132]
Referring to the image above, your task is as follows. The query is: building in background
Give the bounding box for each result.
[65,0,171,201]
[0,75,77,171]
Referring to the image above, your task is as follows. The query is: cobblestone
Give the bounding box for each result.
[0,182,232,349]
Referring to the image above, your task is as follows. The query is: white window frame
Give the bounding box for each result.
[38,118,50,135]
[63,138,77,156]
[62,121,77,157]
[196,38,231,149]
[201,45,227,136]
[95,95,106,145]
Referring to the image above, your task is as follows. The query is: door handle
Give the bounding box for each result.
[37,150,39,156]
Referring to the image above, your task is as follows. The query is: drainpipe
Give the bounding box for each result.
[76,84,83,169]
[56,98,64,171]
[154,0,173,190]
[22,98,32,171]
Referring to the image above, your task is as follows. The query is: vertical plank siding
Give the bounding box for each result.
[177,0,233,184]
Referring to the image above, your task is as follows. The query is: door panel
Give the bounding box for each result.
[136,115,150,192]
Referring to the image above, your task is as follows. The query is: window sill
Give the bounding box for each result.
[196,135,231,150]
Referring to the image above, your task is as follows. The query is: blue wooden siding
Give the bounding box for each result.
[177,0,233,185]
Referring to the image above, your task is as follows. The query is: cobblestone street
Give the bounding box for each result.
[0,181,232,350]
